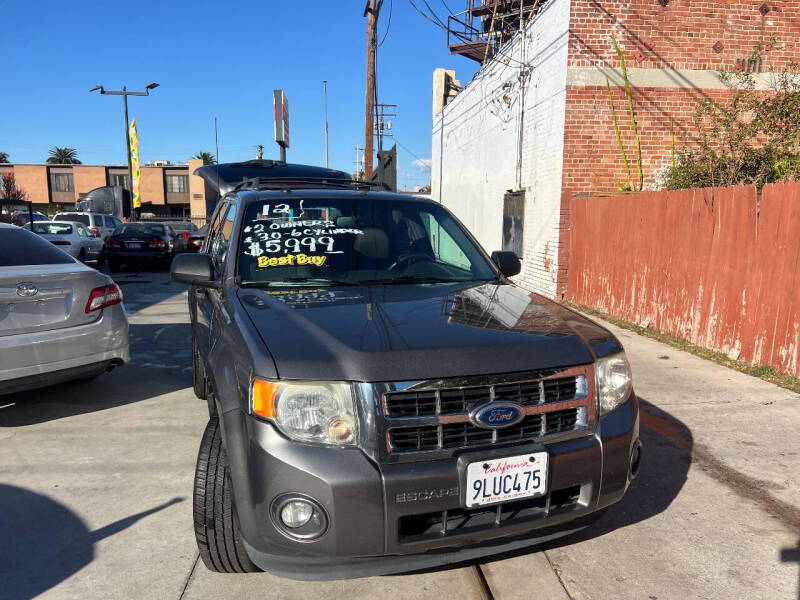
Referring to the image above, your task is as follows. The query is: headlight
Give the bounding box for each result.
[251,379,357,446]
[596,352,632,415]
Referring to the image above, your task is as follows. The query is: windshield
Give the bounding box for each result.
[32,222,73,235]
[236,196,496,285]
[171,222,195,233]
[116,223,166,236]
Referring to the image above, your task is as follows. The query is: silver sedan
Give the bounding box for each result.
[0,223,130,395]
[28,220,104,263]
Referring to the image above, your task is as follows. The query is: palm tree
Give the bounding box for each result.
[0,152,9,164]
[191,151,216,165]
[46,147,81,164]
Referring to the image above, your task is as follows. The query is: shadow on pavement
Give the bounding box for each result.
[0,322,193,427]
[0,483,182,600]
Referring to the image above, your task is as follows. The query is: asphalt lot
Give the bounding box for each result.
[1,269,798,600]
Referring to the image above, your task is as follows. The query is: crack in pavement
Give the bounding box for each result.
[472,565,495,600]
[177,552,200,600]
[543,549,574,600]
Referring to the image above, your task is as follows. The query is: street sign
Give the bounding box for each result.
[273,90,290,149]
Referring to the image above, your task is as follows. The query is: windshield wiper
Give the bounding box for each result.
[355,275,469,285]
[239,277,357,287]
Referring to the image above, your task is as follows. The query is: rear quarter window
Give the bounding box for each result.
[0,229,76,266]
[55,213,90,226]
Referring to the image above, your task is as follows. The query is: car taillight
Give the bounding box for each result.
[85,284,123,313]
[188,239,200,249]
[105,239,121,248]
[52,241,72,246]
[91,227,100,236]
[180,232,191,239]
[149,239,167,248]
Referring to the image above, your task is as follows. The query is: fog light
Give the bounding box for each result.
[280,500,314,528]
[271,494,329,541]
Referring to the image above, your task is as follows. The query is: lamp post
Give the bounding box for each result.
[90,83,159,220]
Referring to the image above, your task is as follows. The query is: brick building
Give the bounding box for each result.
[431,0,800,297]
[0,158,212,218]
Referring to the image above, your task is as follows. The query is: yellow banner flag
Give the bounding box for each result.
[129,119,141,209]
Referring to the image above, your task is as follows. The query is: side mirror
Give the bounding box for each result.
[171,253,218,288]
[491,251,521,278]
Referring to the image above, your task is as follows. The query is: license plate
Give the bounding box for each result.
[465,452,548,507]
[126,243,141,249]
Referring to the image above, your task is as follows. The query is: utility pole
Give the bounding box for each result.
[323,80,329,168]
[363,0,382,179]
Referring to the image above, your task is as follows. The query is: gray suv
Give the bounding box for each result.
[171,180,641,580]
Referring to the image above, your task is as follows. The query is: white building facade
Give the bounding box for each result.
[431,0,570,298]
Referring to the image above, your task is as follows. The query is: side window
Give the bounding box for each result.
[420,212,472,271]
[76,224,87,238]
[204,203,227,253]
[210,203,237,267]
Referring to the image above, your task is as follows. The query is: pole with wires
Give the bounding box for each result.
[364,0,382,179]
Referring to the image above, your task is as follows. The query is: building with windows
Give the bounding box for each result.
[0,158,212,218]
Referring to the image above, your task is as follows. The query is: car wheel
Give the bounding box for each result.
[194,417,260,573]
[78,249,86,263]
[192,339,207,400]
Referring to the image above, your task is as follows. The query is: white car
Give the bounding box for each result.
[29,221,104,263]
[0,223,130,395]
[52,212,123,240]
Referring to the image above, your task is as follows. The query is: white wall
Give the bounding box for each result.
[431,0,570,297]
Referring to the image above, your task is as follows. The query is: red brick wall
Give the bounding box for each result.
[562,86,734,193]
[563,1,800,197]
[569,0,800,71]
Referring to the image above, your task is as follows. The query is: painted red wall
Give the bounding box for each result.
[566,182,800,376]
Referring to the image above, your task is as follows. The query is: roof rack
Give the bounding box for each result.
[232,177,389,192]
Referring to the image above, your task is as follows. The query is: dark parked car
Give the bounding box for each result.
[105,222,176,270]
[10,210,49,226]
[185,223,206,252]
[164,221,200,253]
[171,182,640,580]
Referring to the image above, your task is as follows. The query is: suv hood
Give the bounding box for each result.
[237,282,620,382]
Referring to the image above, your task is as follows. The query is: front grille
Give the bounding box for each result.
[381,367,593,458]
[384,375,579,417]
[398,485,582,543]
[388,409,580,452]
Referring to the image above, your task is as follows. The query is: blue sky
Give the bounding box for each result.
[0,0,479,189]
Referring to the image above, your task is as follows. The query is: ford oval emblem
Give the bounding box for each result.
[16,283,38,297]
[470,400,525,429]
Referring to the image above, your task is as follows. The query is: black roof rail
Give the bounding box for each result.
[231,177,389,192]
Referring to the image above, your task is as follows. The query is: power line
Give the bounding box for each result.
[378,0,393,46]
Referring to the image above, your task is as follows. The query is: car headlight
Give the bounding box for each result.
[251,379,358,446]
[596,352,632,415]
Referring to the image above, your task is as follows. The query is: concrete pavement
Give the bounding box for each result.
[0,271,797,599]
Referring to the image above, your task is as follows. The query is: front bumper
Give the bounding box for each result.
[223,393,639,580]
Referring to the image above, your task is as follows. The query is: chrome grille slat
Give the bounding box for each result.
[381,366,595,458]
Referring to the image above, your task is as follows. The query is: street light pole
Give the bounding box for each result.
[90,83,159,220]
[323,80,329,168]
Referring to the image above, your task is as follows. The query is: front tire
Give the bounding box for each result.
[194,417,260,573]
